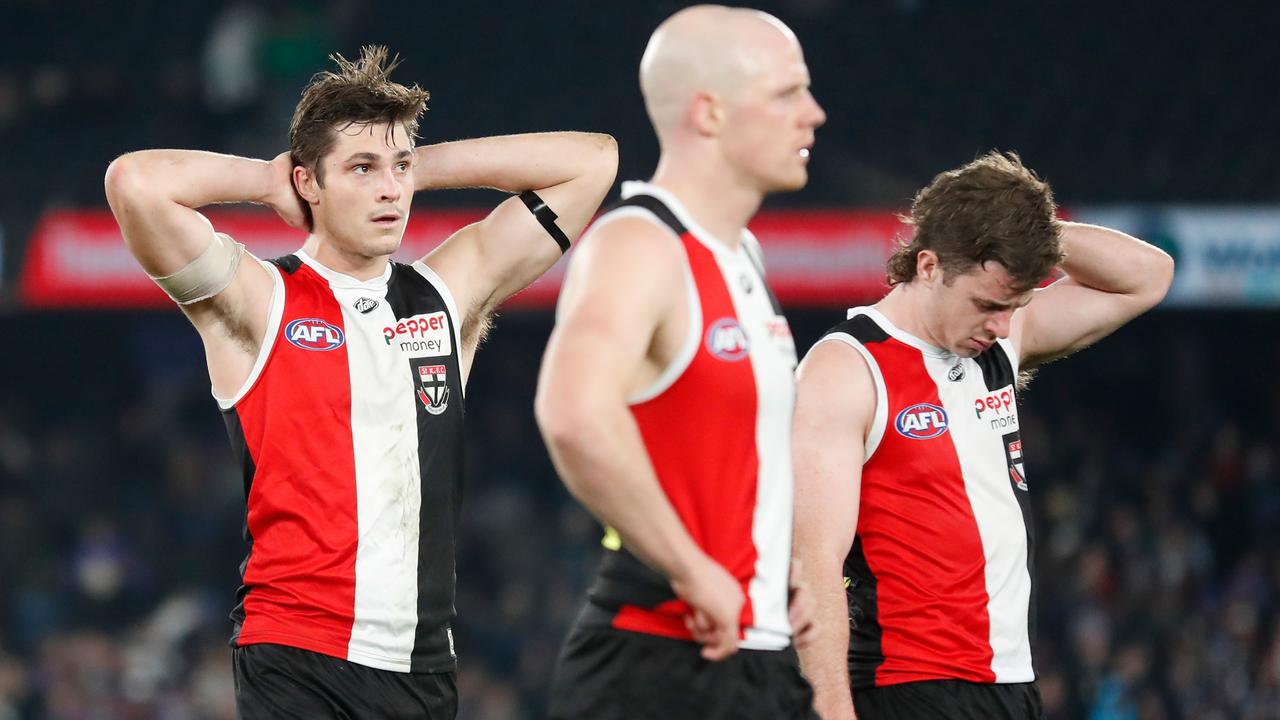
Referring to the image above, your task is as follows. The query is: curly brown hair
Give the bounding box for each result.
[887,151,1063,293]
[289,46,430,228]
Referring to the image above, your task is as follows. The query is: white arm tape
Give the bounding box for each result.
[150,230,245,305]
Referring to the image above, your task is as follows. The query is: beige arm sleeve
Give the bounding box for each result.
[148,225,245,305]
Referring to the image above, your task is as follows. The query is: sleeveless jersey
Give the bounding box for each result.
[819,306,1036,687]
[577,181,798,651]
[219,249,465,673]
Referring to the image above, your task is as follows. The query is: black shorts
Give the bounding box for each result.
[853,679,1043,720]
[548,626,817,720]
[232,643,457,719]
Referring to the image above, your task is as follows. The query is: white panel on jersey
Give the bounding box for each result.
[214,258,285,410]
[923,348,1034,682]
[294,251,422,672]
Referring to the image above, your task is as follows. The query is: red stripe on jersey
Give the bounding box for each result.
[612,600,692,640]
[621,232,760,639]
[860,338,996,685]
[234,264,360,658]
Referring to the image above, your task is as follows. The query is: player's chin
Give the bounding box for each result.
[767,170,809,193]
[361,235,403,258]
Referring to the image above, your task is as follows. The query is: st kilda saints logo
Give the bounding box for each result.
[1004,432,1028,491]
[416,364,450,415]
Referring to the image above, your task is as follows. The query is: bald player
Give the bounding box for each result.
[536,6,826,719]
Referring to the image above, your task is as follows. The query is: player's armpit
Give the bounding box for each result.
[417,133,618,339]
[1012,223,1174,368]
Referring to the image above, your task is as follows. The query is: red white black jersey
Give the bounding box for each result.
[218,248,465,673]
[818,306,1035,687]
[576,182,798,651]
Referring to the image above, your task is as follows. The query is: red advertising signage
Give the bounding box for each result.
[19,208,907,309]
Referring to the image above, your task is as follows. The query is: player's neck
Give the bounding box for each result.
[650,159,762,252]
[302,233,391,281]
[875,285,947,350]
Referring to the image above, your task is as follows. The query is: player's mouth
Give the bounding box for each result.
[798,141,814,162]
[371,211,402,227]
[970,338,992,353]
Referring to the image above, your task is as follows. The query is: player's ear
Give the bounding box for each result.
[689,91,725,137]
[916,250,940,285]
[294,164,321,204]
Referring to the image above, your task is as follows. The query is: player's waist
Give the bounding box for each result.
[576,599,791,651]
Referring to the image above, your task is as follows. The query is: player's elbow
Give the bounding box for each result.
[104,153,152,212]
[1138,246,1176,309]
[584,133,619,184]
[534,379,594,455]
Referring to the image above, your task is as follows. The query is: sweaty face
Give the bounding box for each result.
[310,121,415,260]
[719,35,826,193]
[921,262,1033,358]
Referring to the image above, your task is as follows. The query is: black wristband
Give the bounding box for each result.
[519,190,571,254]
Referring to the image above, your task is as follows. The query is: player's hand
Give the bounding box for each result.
[670,553,744,661]
[788,557,817,649]
[264,152,309,231]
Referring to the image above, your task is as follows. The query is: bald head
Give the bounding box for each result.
[640,5,801,137]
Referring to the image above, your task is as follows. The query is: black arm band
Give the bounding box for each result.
[519,190,571,254]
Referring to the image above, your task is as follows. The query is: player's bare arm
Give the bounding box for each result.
[417,132,618,369]
[793,339,876,720]
[535,217,744,662]
[1012,221,1174,368]
[104,149,306,397]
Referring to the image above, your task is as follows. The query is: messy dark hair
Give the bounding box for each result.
[289,45,429,228]
[887,151,1063,293]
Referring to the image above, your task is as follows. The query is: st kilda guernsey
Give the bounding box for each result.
[574,182,799,651]
[218,249,463,673]
[818,307,1036,687]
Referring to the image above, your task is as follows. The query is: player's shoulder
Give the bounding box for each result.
[821,312,891,347]
[801,334,872,379]
[576,214,685,269]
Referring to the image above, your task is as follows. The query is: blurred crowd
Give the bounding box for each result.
[0,309,1276,719]
[2,0,1278,289]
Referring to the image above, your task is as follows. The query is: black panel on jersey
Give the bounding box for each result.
[843,536,886,688]
[586,547,680,616]
[614,194,689,237]
[385,261,466,673]
[975,344,1015,391]
[270,254,304,275]
[826,313,891,346]
[1004,430,1038,677]
[221,408,258,645]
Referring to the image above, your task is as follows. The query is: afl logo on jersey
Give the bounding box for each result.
[895,403,949,440]
[705,318,750,361]
[285,318,345,352]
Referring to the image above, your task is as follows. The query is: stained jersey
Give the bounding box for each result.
[575,182,798,651]
[818,307,1035,688]
[219,248,465,674]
